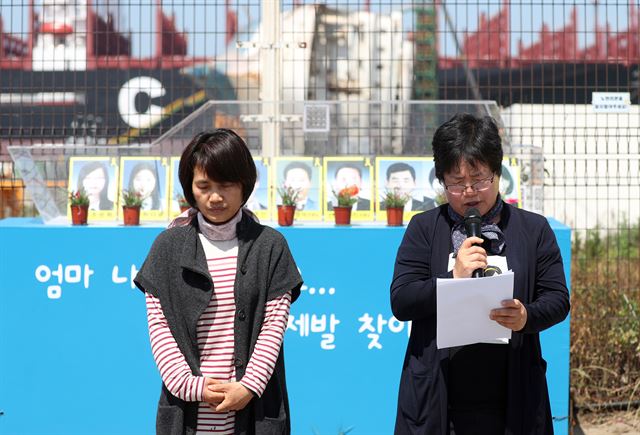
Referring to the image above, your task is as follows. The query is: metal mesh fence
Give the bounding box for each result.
[1,0,639,411]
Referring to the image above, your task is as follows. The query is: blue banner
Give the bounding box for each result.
[0,218,570,434]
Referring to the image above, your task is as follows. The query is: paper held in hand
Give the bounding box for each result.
[436,271,514,349]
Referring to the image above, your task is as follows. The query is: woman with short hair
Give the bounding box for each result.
[391,113,570,434]
[135,129,302,434]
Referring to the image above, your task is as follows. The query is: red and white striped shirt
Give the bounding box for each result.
[146,236,292,434]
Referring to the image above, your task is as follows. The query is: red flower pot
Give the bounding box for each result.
[277,205,296,226]
[333,206,352,225]
[386,207,404,226]
[70,205,89,225]
[123,206,141,226]
[179,205,190,213]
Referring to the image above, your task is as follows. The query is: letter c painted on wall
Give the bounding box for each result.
[118,76,166,129]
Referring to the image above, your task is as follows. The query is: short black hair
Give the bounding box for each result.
[386,162,416,181]
[432,113,503,182]
[334,164,362,180]
[283,161,312,180]
[179,129,257,207]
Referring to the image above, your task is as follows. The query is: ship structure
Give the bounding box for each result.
[0,1,638,148]
[437,1,639,106]
[0,0,234,147]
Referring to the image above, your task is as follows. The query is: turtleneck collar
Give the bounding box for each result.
[196,208,242,241]
[167,206,259,232]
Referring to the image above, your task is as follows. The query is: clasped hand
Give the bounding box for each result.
[203,378,254,412]
[454,236,528,331]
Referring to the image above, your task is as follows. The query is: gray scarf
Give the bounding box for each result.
[449,196,506,257]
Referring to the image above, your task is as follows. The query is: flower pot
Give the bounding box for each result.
[333,206,352,225]
[386,207,404,226]
[123,206,141,226]
[70,205,89,225]
[179,205,190,213]
[277,205,296,226]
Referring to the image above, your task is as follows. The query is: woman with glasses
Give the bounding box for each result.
[390,113,569,435]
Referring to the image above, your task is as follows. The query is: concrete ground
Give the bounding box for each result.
[574,411,640,435]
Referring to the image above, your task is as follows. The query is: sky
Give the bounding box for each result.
[1,1,637,58]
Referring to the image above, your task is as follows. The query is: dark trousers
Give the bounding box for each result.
[449,409,506,435]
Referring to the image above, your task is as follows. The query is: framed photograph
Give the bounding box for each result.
[119,157,169,221]
[168,157,188,218]
[245,157,271,221]
[323,157,374,222]
[272,157,322,221]
[423,157,522,210]
[376,157,438,221]
[68,157,118,221]
[500,158,522,207]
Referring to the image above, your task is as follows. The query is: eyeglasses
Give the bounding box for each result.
[443,175,494,195]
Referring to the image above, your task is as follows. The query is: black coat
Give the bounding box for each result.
[135,212,303,435]
[390,203,570,435]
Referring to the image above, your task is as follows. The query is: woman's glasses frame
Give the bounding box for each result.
[443,175,495,195]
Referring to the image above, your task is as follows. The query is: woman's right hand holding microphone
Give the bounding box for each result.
[453,236,487,278]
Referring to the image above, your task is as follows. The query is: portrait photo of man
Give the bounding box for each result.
[283,161,318,211]
[326,163,371,211]
[382,162,437,212]
[273,158,322,220]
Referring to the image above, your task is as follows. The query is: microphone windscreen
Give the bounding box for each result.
[464,207,481,222]
[464,207,482,238]
[464,207,484,277]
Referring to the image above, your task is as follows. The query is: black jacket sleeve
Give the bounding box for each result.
[521,219,571,333]
[390,216,452,321]
[266,232,303,303]
[133,231,170,298]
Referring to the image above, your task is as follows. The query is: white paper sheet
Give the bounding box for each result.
[436,271,514,349]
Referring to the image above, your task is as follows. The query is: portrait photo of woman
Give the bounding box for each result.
[68,157,118,220]
[129,162,162,211]
[120,157,168,220]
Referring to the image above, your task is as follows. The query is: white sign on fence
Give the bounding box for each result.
[592,92,631,113]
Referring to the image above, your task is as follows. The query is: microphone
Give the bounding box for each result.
[464,207,484,278]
